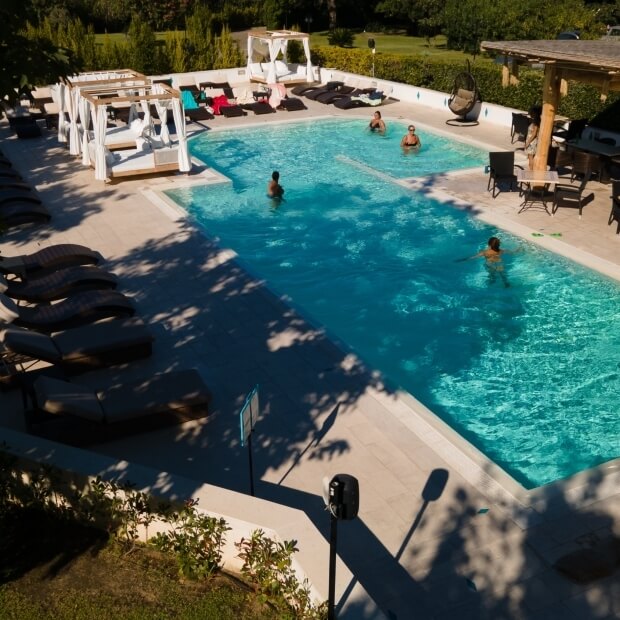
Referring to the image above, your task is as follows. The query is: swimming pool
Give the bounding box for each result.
[167,118,620,489]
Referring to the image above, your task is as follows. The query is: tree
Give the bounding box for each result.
[0,0,79,114]
[376,0,445,36]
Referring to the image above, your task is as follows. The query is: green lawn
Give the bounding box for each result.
[95,29,493,66]
[309,31,493,64]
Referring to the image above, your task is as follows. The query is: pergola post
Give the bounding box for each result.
[534,64,561,172]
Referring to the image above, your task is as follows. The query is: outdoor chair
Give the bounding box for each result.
[24,369,212,446]
[0,244,102,277]
[570,150,603,182]
[511,113,530,144]
[553,118,587,143]
[0,290,135,333]
[547,145,574,173]
[487,152,523,198]
[0,317,153,387]
[1,265,118,302]
[609,180,620,234]
[552,172,593,218]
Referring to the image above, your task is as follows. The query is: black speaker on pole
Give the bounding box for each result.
[329,474,359,520]
[367,38,375,50]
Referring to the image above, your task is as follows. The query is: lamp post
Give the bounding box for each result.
[324,474,359,620]
[368,38,376,78]
[305,16,313,34]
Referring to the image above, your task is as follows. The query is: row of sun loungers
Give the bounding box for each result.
[0,149,51,229]
[0,242,212,446]
[291,81,391,109]
[181,80,307,122]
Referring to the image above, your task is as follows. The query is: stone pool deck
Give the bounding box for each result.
[0,94,618,620]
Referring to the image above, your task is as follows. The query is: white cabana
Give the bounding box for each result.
[246,30,315,84]
[81,81,190,181]
[61,70,149,155]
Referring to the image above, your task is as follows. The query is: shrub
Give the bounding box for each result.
[236,529,327,619]
[151,499,230,580]
[327,28,355,47]
[311,45,620,126]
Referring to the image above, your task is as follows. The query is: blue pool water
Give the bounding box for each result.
[168,119,620,489]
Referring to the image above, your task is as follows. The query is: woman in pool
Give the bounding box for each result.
[457,236,521,287]
[267,170,284,200]
[369,111,386,133]
[401,125,421,150]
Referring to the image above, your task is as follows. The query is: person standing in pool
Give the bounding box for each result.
[401,124,421,150]
[457,237,521,287]
[369,111,386,133]
[267,170,284,200]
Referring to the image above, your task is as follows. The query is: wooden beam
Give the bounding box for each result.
[534,65,560,174]
[502,63,510,88]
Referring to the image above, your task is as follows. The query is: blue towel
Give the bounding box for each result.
[181,89,199,110]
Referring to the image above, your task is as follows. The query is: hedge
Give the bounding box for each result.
[311,47,620,130]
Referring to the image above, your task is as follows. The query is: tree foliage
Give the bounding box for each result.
[0,0,79,112]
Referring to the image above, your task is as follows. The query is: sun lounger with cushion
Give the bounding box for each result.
[0,290,135,333]
[1,265,118,302]
[0,244,102,277]
[25,369,211,446]
[0,317,153,386]
[277,97,307,111]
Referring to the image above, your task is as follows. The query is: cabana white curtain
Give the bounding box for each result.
[246,33,313,83]
[171,98,190,172]
[92,104,108,181]
[152,99,171,145]
[51,83,67,143]
[78,96,91,166]
[66,86,81,156]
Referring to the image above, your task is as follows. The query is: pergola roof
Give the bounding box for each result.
[247,29,310,42]
[481,40,620,90]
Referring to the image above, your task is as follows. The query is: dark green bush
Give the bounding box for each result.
[311,46,620,127]
[327,28,355,47]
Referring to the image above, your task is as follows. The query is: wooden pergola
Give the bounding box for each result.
[480,40,620,172]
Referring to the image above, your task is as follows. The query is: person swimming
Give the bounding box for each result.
[456,236,522,287]
[267,170,284,200]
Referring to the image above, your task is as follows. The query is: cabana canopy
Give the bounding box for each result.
[246,30,314,84]
[80,81,190,180]
[480,40,620,172]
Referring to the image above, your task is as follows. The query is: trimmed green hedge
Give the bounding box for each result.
[311,47,620,130]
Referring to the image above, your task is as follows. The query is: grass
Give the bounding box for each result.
[0,507,275,620]
[94,29,493,65]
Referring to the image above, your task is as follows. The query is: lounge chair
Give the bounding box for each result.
[1,265,118,302]
[0,180,32,192]
[302,81,345,100]
[25,369,211,446]
[487,152,522,198]
[0,290,135,333]
[185,107,214,123]
[0,189,42,206]
[0,317,153,386]
[0,169,23,181]
[0,202,51,228]
[332,90,384,109]
[242,101,275,115]
[277,97,307,111]
[0,244,102,277]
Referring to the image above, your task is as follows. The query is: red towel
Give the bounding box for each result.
[212,94,232,115]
